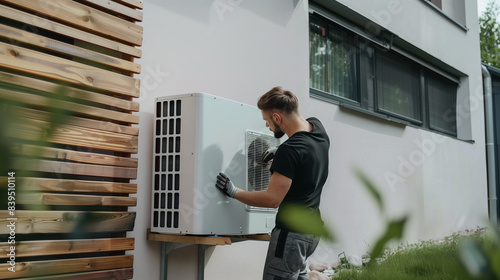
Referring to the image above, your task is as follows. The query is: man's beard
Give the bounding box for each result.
[273,121,285,139]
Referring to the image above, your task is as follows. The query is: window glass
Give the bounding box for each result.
[376,51,422,123]
[309,15,359,101]
[427,72,457,135]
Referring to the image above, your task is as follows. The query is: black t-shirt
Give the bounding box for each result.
[270,117,330,231]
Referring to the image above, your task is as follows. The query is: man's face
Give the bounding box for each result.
[262,111,285,139]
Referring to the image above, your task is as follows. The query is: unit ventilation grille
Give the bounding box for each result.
[246,130,280,212]
[153,99,182,229]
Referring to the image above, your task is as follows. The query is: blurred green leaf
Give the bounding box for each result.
[354,168,384,213]
[0,104,14,176]
[490,250,500,278]
[279,204,334,241]
[486,221,500,246]
[484,221,500,279]
[368,216,408,265]
[0,82,71,212]
[46,84,71,139]
[489,248,500,279]
[460,240,492,278]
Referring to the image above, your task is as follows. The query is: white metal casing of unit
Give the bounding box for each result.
[151,93,278,235]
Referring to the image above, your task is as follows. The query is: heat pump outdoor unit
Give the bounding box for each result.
[151,93,280,235]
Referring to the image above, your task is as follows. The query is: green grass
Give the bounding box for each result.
[333,232,495,280]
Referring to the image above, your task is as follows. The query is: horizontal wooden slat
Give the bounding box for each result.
[0,211,136,234]
[0,24,141,74]
[114,0,143,9]
[0,42,140,98]
[0,71,140,111]
[0,238,134,258]
[14,268,133,280]
[0,88,139,124]
[14,159,137,179]
[0,255,133,279]
[0,177,137,194]
[17,107,139,136]
[0,4,141,57]
[14,144,138,168]
[80,0,143,21]
[19,193,137,206]
[4,0,143,46]
[9,119,138,153]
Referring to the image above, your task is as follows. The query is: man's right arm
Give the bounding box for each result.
[233,171,291,208]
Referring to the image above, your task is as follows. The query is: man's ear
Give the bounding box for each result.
[273,112,282,124]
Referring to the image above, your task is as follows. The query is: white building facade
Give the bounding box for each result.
[131,0,488,279]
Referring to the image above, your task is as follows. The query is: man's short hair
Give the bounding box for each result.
[257,86,299,115]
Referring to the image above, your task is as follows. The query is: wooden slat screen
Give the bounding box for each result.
[0,0,142,279]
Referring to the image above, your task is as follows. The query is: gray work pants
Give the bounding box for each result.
[262,228,320,280]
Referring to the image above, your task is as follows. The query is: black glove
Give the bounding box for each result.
[261,146,278,163]
[215,172,238,198]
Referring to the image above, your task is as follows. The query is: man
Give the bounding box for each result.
[215,86,330,280]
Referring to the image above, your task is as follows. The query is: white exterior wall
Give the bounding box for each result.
[131,0,487,279]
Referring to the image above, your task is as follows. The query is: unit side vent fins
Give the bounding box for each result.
[153,99,182,229]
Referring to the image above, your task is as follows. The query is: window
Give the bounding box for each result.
[429,0,442,9]
[376,51,422,124]
[426,71,458,136]
[309,15,359,102]
[422,0,466,29]
[309,8,460,137]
